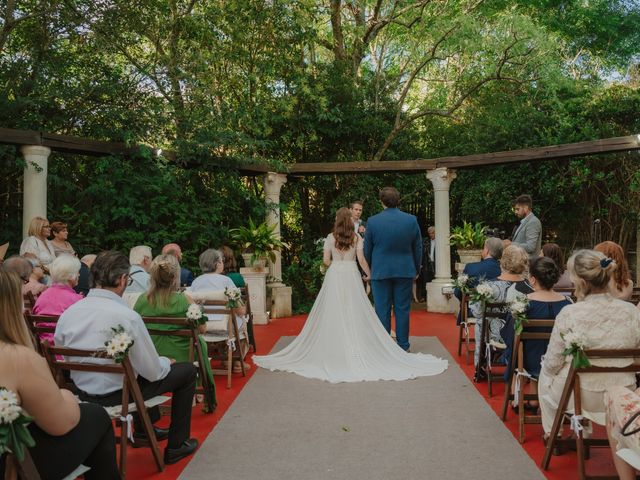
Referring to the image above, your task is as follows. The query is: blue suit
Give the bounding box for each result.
[364,208,422,351]
[454,257,501,325]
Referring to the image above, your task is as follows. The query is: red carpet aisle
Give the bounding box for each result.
[126,311,616,479]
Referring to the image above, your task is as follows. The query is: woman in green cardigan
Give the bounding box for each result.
[134,254,216,410]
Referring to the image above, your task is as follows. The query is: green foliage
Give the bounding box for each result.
[450,222,487,250]
[229,218,287,263]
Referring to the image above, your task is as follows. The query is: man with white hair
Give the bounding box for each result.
[126,245,152,294]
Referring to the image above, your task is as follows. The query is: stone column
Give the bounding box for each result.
[263,172,287,283]
[426,167,457,313]
[263,172,292,317]
[240,267,270,324]
[21,146,51,238]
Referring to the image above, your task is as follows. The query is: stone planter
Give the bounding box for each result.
[242,253,268,269]
[457,249,483,265]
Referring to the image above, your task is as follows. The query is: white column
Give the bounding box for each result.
[426,167,457,313]
[263,172,287,284]
[21,146,51,238]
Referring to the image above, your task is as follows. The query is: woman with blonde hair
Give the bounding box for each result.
[133,254,216,408]
[594,241,633,301]
[253,207,447,383]
[19,217,55,269]
[469,244,534,370]
[0,270,120,479]
[539,249,640,440]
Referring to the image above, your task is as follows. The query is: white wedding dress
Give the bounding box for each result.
[253,234,448,383]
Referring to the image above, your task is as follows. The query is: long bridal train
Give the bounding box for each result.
[253,259,448,383]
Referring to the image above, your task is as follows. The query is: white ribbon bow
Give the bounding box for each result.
[120,414,134,442]
[513,370,533,406]
[462,322,469,336]
[227,339,236,351]
[570,414,584,435]
[485,342,492,369]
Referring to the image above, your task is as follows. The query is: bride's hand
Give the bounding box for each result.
[362,274,371,282]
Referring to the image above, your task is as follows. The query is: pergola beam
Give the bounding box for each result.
[289,135,640,175]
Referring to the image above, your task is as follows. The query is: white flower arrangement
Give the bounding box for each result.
[224,286,244,308]
[186,303,207,326]
[452,273,470,294]
[471,281,494,304]
[0,387,35,462]
[509,294,529,335]
[103,325,135,364]
[560,329,591,369]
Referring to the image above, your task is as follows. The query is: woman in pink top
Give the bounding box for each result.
[32,254,83,345]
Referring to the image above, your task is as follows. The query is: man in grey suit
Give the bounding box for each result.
[504,194,542,258]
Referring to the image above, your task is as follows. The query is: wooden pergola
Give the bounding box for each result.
[4,127,639,312]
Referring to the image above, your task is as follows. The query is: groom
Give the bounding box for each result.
[364,187,422,352]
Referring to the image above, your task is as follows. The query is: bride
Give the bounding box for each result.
[253,208,448,383]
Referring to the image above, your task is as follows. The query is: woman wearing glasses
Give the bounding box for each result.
[19,217,56,270]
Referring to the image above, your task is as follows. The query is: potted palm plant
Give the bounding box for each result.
[450,221,487,264]
[229,218,288,268]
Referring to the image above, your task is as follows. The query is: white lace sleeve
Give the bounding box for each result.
[324,234,333,252]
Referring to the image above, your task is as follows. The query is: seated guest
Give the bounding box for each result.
[50,221,76,257]
[1,255,45,298]
[75,254,96,296]
[126,245,152,294]
[541,242,572,288]
[594,241,634,301]
[502,257,572,407]
[190,248,249,371]
[220,245,246,288]
[605,386,640,480]
[454,237,503,325]
[0,270,120,480]
[55,251,199,465]
[133,254,215,408]
[162,243,194,287]
[470,245,532,367]
[25,259,48,298]
[539,249,640,440]
[33,254,83,346]
[19,217,56,270]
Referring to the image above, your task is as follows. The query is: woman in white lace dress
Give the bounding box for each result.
[539,249,640,438]
[253,208,447,383]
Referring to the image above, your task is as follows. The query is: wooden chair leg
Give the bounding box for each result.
[542,367,576,470]
[457,323,464,356]
[226,343,233,389]
[501,336,519,421]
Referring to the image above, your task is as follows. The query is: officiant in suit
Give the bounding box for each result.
[503,194,542,259]
[350,200,366,238]
[364,187,422,352]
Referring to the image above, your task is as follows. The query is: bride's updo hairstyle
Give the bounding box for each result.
[567,249,617,300]
[147,254,181,307]
[333,207,356,251]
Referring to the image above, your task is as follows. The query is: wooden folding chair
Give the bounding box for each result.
[42,343,168,478]
[456,292,475,364]
[501,319,554,443]
[141,316,216,413]
[240,286,257,353]
[201,300,247,389]
[23,313,60,355]
[541,348,640,480]
[475,301,509,397]
[630,287,640,304]
[3,450,91,480]
[22,291,36,312]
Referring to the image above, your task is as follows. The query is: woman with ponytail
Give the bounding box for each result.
[133,254,216,408]
[539,249,640,440]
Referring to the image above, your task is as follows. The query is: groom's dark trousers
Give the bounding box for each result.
[371,278,413,351]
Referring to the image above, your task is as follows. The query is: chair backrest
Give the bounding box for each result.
[23,290,36,312]
[630,287,640,304]
[202,300,237,339]
[239,286,252,316]
[140,316,194,339]
[460,292,469,323]
[23,313,60,355]
[481,301,510,322]
[553,287,576,302]
[519,319,555,341]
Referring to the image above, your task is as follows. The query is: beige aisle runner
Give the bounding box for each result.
[179,337,544,480]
